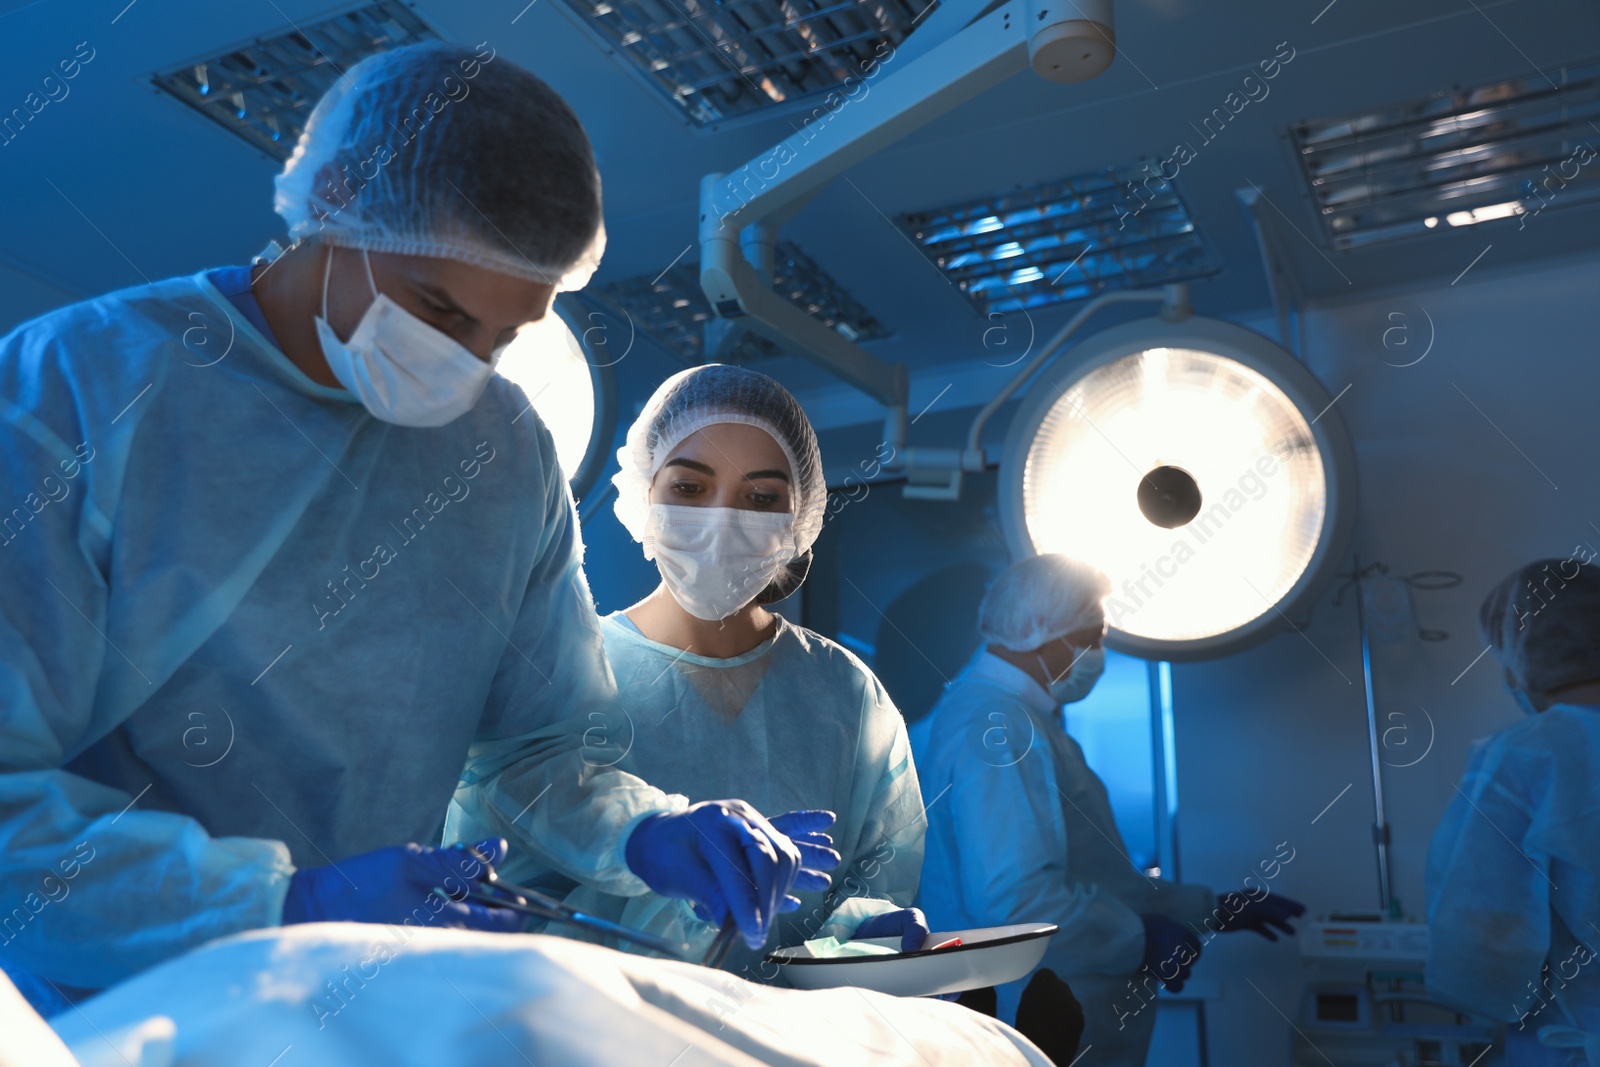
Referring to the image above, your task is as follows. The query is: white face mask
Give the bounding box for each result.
[315,248,501,427]
[644,504,797,621]
[1039,643,1105,705]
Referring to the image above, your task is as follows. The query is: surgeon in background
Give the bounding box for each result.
[1427,557,1600,1063]
[0,42,825,1006]
[912,554,1304,1066]
[540,364,928,978]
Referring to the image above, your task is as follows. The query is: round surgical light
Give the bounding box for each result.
[999,317,1357,661]
[496,300,615,496]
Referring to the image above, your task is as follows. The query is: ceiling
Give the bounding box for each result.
[1,0,1597,401]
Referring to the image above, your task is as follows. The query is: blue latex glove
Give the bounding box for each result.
[766,809,843,910]
[852,907,930,953]
[1217,891,1306,941]
[1140,913,1202,993]
[282,838,521,932]
[626,799,807,950]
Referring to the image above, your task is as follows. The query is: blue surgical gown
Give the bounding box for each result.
[912,650,1214,1063]
[0,271,677,990]
[1427,703,1600,1065]
[538,612,926,981]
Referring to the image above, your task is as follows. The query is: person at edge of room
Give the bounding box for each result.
[1427,556,1600,1065]
[911,553,1306,1067]
[0,42,831,1016]
[522,363,928,980]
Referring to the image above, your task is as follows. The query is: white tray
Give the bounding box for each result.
[766,923,1058,997]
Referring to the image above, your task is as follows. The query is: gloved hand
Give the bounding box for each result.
[283,838,521,932]
[1217,891,1306,941]
[1140,913,1202,993]
[625,800,809,950]
[766,809,843,910]
[852,907,930,953]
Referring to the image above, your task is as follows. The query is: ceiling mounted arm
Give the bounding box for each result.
[699,212,908,409]
[698,0,1116,448]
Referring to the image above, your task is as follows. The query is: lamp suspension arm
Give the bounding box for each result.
[697,0,1034,448]
[700,0,1029,231]
[961,284,1191,466]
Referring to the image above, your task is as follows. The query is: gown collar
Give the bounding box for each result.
[957,649,1057,714]
[603,610,784,669]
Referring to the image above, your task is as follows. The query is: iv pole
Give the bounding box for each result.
[1350,553,1395,916]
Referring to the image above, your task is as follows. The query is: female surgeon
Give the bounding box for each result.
[558,364,928,979]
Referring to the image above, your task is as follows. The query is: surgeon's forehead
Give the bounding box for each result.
[397,253,554,326]
[665,423,791,476]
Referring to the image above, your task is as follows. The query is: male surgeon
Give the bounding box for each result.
[913,554,1305,1066]
[0,42,827,1007]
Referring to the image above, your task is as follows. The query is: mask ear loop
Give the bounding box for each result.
[321,245,381,325]
[360,248,379,299]
[1043,637,1081,688]
[320,244,334,321]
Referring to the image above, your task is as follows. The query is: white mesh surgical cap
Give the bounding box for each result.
[1480,557,1600,694]
[614,364,825,603]
[273,42,605,291]
[979,554,1112,652]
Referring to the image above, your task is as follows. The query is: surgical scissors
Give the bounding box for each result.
[438,846,689,959]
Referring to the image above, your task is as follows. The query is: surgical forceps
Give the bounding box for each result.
[439,846,690,958]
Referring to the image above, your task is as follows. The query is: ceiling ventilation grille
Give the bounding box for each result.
[1292,56,1600,249]
[153,2,436,160]
[556,0,935,127]
[900,167,1219,317]
[596,240,890,363]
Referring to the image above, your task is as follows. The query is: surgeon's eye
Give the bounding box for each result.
[422,301,465,324]
[747,488,785,509]
[670,480,705,497]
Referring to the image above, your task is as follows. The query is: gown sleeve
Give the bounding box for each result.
[1425,732,1551,1021]
[1140,878,1217,926]
[815,674,927,937]
[447,421,684,895]
[0,313,293,990]
[944,699,1146,978]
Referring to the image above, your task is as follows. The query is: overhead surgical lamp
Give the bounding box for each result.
[689,0,1356,659]
[495,297,618,499]
[992,295,1358,661]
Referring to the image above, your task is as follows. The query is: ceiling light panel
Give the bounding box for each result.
[153,2,437,160]
[557,0,933,126]
[1292,57,1600,249]
[901,167,1220,317]
[596,240,890,363]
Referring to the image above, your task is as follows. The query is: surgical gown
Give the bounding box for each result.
[1427,703,1600,1066]
[0,272,679,991]
[536,612,926,980]
[912,650,1214,1065]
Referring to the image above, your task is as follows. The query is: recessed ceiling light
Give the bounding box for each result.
[1292,56,1600,249]
[900,165,1219,317]
[152,2,436,161]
